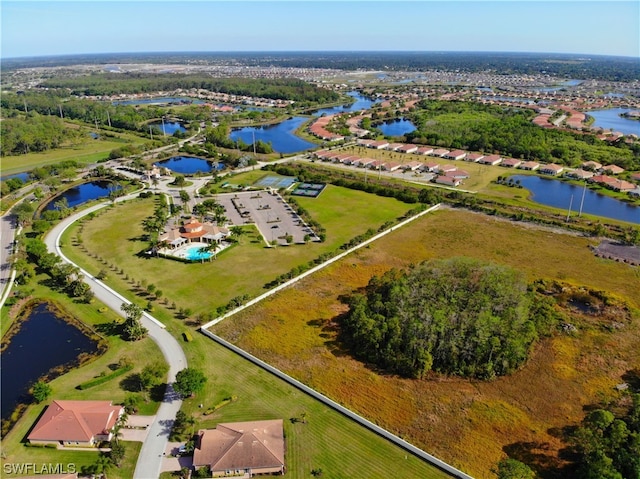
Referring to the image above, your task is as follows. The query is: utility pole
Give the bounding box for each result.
[566,194,574,222]
[59,105,63,119]
[578,181,587,217]
[106,110,111,127]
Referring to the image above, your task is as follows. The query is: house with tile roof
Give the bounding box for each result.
[27,401,123,447]
[500,158,523,168]
[465,153,485,163]
[603,164,625,175]
[518,161,540,171]
[193,420,285,477]
[444,150,467,161]
[540,163,564,175]
[478,154,502,166]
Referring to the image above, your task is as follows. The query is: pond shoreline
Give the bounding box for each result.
[1,298,108,435]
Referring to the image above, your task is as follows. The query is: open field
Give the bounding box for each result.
[1,132,146,175]
[61,186,412,316]
[1,279,163,477]
[211,208,640,478]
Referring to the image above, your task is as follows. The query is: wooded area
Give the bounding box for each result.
[39,74,341,104]
[405,100,640,170]
[341,257,560,379]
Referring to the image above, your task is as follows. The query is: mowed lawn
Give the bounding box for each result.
[175,335,452,479]
[63,186,412,316]
[1,281,163,478]
[211,208,640,477]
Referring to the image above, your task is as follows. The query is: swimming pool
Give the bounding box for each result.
[185,245,212,261]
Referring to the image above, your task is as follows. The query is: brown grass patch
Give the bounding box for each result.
[211,209,640,477]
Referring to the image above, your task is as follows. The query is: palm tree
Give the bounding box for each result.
[198,242,220,262]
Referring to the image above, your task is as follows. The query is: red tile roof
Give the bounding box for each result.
[28,401,122,443]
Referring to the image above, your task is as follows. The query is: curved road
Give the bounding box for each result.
[43,197,187,479]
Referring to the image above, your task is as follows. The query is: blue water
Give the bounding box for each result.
[45,181,121,210]
[1,172,30,183]
[156,156,223,174]
[512,175,639,224]
[229,117,316,154]
[312,91,381,117]
[586,108,640,136]
[113,97,204,106]
[148,121,187,135]
[0,303,99,421]
[186,245,212,261]
[378,118,416,136]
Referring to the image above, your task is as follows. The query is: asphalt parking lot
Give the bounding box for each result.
[216,190,316,245]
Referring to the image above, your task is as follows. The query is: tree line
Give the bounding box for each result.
[38,74,341,104]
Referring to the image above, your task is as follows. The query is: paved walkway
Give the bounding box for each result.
[43,195,187,479]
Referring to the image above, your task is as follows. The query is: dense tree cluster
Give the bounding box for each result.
[1,92,164,131]
[24,238,94,302]
[1,113,76,156]
[341,258,558,379]
[571,396,640,479]
[406,101,638,170]
[38,74,340,104]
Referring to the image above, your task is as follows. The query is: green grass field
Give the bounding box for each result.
[60,185,412,317]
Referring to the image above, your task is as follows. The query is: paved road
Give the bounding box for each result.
[43,197,187,479]
[0,211,17,301]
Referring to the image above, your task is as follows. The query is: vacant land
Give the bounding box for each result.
[211,208,640,478]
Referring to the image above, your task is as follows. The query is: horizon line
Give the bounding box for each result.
[4,50,639,61]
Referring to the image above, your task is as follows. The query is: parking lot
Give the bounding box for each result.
[216,190,317,246]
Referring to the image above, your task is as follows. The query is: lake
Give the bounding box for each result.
[585,108,640,136]
[44,181,121,210]
[1,172,30,183]
[312,91,381,117]
[512,175,640,224]
[377,118,416,136]
[156,156,224,174]
[0,303,99,421]
[148,121,187,135]
[229,117,316,154]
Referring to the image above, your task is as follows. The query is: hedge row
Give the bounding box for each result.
[77,364,133,390]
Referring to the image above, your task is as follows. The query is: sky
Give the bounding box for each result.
[1,1,638,59]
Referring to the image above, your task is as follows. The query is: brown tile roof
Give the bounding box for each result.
[28,401,122,443]
[193,420,284,473]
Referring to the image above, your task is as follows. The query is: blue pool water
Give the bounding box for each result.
[185,245,212,261]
